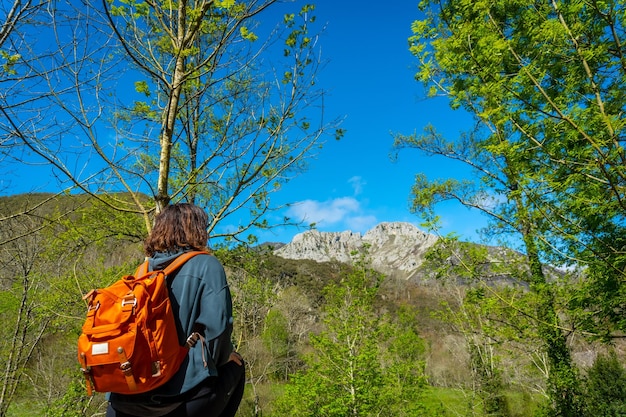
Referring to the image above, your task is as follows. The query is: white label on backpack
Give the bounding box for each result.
[92,343,109,355]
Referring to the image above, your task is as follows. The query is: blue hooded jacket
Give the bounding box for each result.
[109,249,234,403]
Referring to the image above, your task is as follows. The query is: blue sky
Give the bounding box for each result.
[252,0,486,244]
[2,0,488,244]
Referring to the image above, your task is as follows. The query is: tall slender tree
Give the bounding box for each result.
[403,0,626,336]
[395,0,626,414]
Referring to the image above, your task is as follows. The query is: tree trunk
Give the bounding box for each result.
[155,0,188,213]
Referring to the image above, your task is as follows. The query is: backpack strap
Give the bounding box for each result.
[135,258,150,277]
[134,251,210,278]
[159,251,211,354]
[163,250,210,277]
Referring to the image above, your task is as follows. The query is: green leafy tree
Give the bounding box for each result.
[426,240,548,416]
[261,309,292,380]
[275,254,434,417]
[0,194,144,415]
[583,351,626,417]
[442,289,510,416]
[0,195,143,415]
[395,1,626,414]
[0,1,48,76]
[0,212,58,417]
[404,0,626,338]
[379,307,432,417]
[44,380,99,417]
[215,245,282,416]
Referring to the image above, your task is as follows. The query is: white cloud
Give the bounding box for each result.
[285,196,379,233]
[283,178,379,234]
[348,176,366,195]
[287,197,360,225]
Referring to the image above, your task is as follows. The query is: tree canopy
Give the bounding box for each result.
[397,1,626,415]
[402,0,626,339]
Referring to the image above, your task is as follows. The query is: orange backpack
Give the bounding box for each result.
[77,251,208,395]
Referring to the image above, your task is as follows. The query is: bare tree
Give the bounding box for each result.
[0,214,52,417]
[101,0,339,239]
[1,0,340,240]
[0,0,51,195]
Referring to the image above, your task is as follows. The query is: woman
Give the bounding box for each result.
[106,203,245,417]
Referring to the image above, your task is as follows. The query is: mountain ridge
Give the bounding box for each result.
[273,222,439,280]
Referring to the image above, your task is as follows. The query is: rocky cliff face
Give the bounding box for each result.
[273,222,438,280]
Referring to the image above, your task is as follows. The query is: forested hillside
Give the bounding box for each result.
[1,193,625,417]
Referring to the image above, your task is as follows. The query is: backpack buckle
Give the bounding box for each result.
[121,295,136,310]
[120,360,132,375]
[117,347,138,391]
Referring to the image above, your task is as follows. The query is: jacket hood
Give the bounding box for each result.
[148,249,187,271]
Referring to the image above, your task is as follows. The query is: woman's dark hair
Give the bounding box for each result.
[144,203,209,256]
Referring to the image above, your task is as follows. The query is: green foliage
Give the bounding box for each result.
[44,381,87,417]
[0,193,144,415]
[433,275,524,417]
[40,198,146,264]
[379,307,432,416]
[399,1,626,415]
[239,26,258,42]
[0,194,608,417]
[0,50,20,75]
[423,236,586,416]
[406,0,626,335]
[283,4,316,65]
[583,351,626,417]
[134,80,150,96]
[467,342,508,417]
[99,0,334,224]
[262,309,289,359]
[218,246,276,341]
[275,254,437,416]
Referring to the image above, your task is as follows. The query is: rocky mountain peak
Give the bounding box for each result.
[274,222,438,279]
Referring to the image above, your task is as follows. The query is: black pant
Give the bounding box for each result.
[106,360,246,417]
